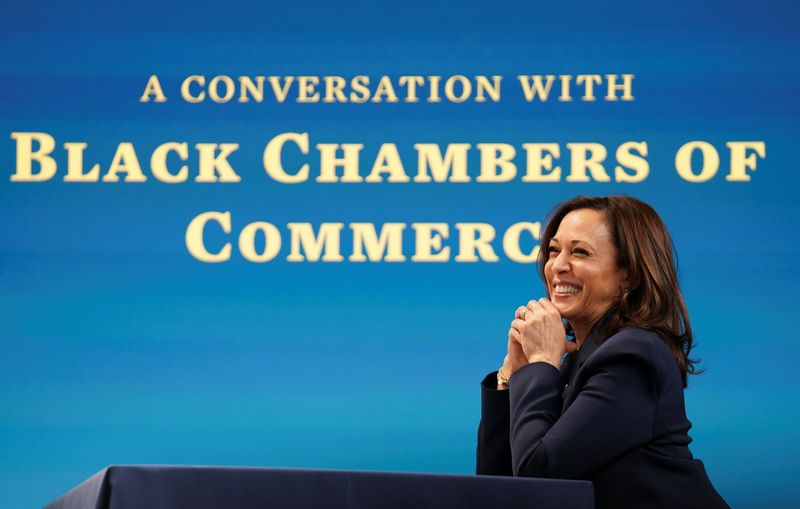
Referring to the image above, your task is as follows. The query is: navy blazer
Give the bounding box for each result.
[477,327,729,509]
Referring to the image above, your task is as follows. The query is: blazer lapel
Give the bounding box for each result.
[561,335,601,411]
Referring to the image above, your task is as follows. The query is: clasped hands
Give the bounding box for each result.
[501,298,577,383]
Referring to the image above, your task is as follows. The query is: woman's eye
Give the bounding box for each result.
[548,246,560,256]
[572,248,590,256]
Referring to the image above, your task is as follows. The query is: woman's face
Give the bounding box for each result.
[544,208,628,337]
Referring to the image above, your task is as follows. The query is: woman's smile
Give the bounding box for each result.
[552,282,581,296]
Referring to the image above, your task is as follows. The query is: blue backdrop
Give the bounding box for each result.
[2,2,799,508]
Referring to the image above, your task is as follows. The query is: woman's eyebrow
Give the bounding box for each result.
[567,239,595,249]
[550,238,594,249]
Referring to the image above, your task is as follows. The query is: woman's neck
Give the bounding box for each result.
[573,327,589,348]
[571,309,614,348]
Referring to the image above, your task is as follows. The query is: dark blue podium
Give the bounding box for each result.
[46,466,594,509]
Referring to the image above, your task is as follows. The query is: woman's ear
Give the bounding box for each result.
[619,270,631,295]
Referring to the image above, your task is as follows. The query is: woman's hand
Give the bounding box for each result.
[497,306,532,389]
[511,298,576,369]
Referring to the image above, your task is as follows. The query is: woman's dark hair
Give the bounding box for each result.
[538,195,698,386]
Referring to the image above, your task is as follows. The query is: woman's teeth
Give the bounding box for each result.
[554,285,580,294]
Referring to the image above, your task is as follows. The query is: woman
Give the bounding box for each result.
[477,196,729,509]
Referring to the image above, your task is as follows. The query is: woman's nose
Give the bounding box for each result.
[551,250,570,273]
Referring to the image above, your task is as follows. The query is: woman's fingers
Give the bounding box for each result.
[508,297,569,368]
[513,299,549,332]
[526,299,545,315]
[513,299,554,325]
[537,297,562,319]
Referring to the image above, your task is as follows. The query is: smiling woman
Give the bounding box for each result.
[544,208,628,343]
[476,195,729,509]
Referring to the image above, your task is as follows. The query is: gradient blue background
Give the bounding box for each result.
[2,2,799,507]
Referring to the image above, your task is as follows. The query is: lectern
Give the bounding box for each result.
[46,465,594,509]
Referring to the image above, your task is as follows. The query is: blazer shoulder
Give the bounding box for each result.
[585,327,673,376]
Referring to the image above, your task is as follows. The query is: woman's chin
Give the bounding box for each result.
[551,300,572,318]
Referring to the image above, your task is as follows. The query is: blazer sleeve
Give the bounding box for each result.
[476,372,513,475]
[509,331,665,479]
